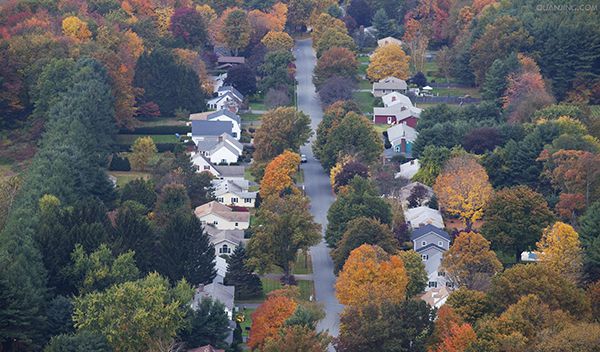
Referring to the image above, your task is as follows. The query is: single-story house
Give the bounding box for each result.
[411,224,451,290]
[204,225,246,257]
[207,91,242,112]
[421,286,450,308]
[191,109,241,140]
[382,91,413,108]
[373,104,421,125]
[377,36,403,48]
[387,122,418,156]
[195,201,250,230]
[213,178,257,208]
[404,206,444,229]
[372,76,408,97]
[398,181,433,208]
[193,283,235,319]
[195,133,243,165]
[395,159,420,180]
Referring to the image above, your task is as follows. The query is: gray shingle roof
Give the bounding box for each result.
[208,109,241,125]
[192,120,233,137]
[410,224,451,241]
[213,165,245,178]
[415,242,447,253]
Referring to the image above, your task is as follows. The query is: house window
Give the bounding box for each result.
[244,198,252,203]
[421,254,428,261]
[438,241,443,247]
[421,241,427,246]
[217,197,224,202]
[438,271,445,277]
[220,244,231,254]
[213,221,218,225]
[203,165,210,170]
[231,197,238,203]
[235,222,239,227]
[387,116,392,124]
[221,159,227,164]
[446,282,454,288]
[428,281,438,288]
[233,132,237,138]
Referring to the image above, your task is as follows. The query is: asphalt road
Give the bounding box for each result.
[294,38,343,341]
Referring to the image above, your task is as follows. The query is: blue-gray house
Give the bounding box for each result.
[411,224,451,290]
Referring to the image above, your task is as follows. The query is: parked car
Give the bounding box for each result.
[301,154,307,163]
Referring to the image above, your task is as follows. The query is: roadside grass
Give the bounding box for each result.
[249,101,267,111]
[294,169,305,185]
[115,134,179,144]
[293,251,312,275]
[353,91,375,114]
[108,171,151,187]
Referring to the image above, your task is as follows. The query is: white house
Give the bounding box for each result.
[404,206,444,229]
[382,91,413,108]
[207,86,244,112]
[421,286,450,308]
[191,120,234,145]
[211,72,227,93]
[191,110,241,140]
[377,36,403,48]
[387,122,418,156]
[193,283,235,319]
[191,152,221,175]
[195,133,243,165]
[194,201,250,230]
[395,159,420,180]
[204,225,246,257]
[411,224,451,290]
[213,179,257,208]
[373,103,421,125]
[372,76,408,97]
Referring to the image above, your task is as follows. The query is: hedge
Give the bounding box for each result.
[118,125,191,135]
[114,143,178,153]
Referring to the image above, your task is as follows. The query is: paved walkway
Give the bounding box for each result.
[294,38,343,346]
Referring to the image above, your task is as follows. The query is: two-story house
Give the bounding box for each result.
[194,201,250,230]
[411,224,451,290]
[212,179,257,208]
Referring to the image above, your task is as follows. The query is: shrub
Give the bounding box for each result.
[109,154,131,171]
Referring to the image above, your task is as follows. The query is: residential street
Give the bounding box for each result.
[294,38,343,342]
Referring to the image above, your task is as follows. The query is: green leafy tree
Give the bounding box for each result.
[397,250,428,298]
[223,9,251,55]
[332,217,397,273]
[446,288,492,325]
[318,112,383,170]
[31,58,76,119]
[253,107,312,162]
[313,101,362,162]
[73,273,193,352]
[412,145,452,185]
[44,331,112,352]
[154,183,192,224]
[481,186,555,263]
[224,246,263,299]
[180,298,230,349]
[372,9,396,39]
[247,194,321,283]
[134,50,205,116]
[68,244,139,294]
[326,177,392,247]
[120,179,157,212]
[156,211,216,285]
[315,28,356,57]
[258,50,295,92]
[46,295,74,337]
[481,54,519,106]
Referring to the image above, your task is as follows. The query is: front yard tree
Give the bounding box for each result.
[433,155,493,231]
[253,107,312,162]
[222,9,251,55]
[332,217,397,273]
[335,244,408,307]
[326,176,392,247]
[180,298,230,350]
[481,185,554,263]
[441,231,503,291]
[130,136,157,171]
[224,246,263,299]
[263,326,332,352]
[313,47,358,88]
[535,222,583,283]
[224,64,257,96]
[259,150,301,199]
[248,294,298,350]
[247,194,321,283]
[315,28,356,57]
[261,30,294,51]
[367,43,409,81]
[397,250,428,298]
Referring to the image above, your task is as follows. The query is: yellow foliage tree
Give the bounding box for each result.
[311,13,346,46]
[535,222,583,283]
[154,7,174,37]
[335,244,408,307]
[260,150,301,199]
[195,4,217,25]
[433,155,493,230]
[130,136,157,171]
[367,44,411,81]
[261,31,294,51]
[62,16,92,41]
[270,2,288,31]
[329,155,352,190]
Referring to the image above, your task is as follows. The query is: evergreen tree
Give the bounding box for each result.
[156,212,216,285]
[112,201,155,273]
[134,50,205,116]
[481,54,519,106]
[372,9,396,39]
[44,331,112,352]
[120,179,157,212]
[180,298,230,349]
[224,246,263,299]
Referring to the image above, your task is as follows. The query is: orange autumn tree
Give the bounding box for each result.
[248,294,298,350]
[433,155,493,230]
[335,244,408,307]
[260,150,301,199]
[429,305,477,352]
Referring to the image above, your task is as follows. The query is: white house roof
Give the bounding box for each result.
[193,283,235,313]
[382,92,413,108]
[374,104,421,119]
[212,179,257,199]
[377,36,403,47]
[208,109,241,125]
[404,206,444,229]
[217,86,244,101]
[196,134,243,154]
[387,123,418,144]
[192,121,233,137]
[215,256,228,281]
[213,165,245,178]
[204,225,246,246]
[195,201,250,223]
[207,91,242,106]
[396,159,420,180]
[421,286,450,308]
[373,76,408,91]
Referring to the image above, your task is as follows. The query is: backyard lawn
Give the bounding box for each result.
[358,79,372,90]
[238,307,255,340]
[353,91,375,114]
[108,171,151,187]
[240,113,262,122]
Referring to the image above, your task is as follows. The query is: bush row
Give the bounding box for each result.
[114,143,178,153]
[118,125,191,135]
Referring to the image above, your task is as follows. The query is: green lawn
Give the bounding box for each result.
[249,101,267,111]
[240,113,262,122]
[293,251,312,275]
[260,278,314,301]
[137,117,186,126]
[115,134,179,145]
[108,171,151,187]
[373,124,388,133]
[358,56,370,64]
[293,169,304,185]
[244,168,256,183]
[358,79,372,90]
[353,91,375,113]
[590,105,600,118]
[238,307,255,339]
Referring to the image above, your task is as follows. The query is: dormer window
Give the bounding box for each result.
[438,241,443,247]
[421,241,427,246]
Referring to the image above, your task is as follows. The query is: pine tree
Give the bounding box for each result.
[224,246,263,300]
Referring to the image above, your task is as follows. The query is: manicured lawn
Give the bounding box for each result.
[249,101,267,111]
[358,79,372,90]
[353,91,375,114]
[240,113,262,122]
[108,171,151,187]
[137,117,186,126]
[261,278,283,295]
[115,134,179,145]
[238,307,255,339]
[244,168,256,183]
[293,251,312,275]
[260,278,314,301]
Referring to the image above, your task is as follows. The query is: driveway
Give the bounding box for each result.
[294,38,343,342]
